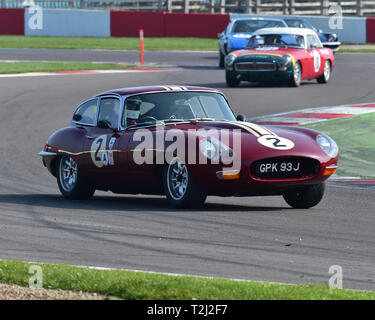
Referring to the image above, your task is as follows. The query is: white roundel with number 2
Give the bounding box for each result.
[91,135,107,168]
[257,135,294,150]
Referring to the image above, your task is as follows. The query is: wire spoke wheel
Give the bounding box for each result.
[59,156,78,192]
[57,155,95,200]
[317,60,331,84]
[167,158,188,201]
[290,61,301,87]
[324,61,331,80]
[293,63,301,83]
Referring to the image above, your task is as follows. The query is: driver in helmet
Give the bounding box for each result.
[125,97,142,126]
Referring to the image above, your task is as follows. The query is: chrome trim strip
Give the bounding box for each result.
[39,151,57,156]
[234,62,276,72]
[322,41,341,46]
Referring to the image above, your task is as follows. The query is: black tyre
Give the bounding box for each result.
[283,183,325,209]
[289,61,301,87]
[163,158,207,208]
[226,72,240,88]
[317,60,331,83]
[57,155,95,200]
[219,50,225,68]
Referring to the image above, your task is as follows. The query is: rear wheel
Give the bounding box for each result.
[283,183,325,209]
[317,60,331,83]
[57,155,95,200]
[226,72,240,88]
[163,158,207,208]
[289,61,301,87]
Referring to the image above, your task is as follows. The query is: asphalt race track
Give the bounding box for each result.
[0,51,374,290]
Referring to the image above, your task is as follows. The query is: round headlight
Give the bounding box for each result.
[281,55,293,66]
[225,54,236,66]
[329,34,337,41]
[316,135,339,158]
[199,139,219,160]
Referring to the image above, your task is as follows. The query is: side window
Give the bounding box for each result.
[98,98,121,129]
[313,35,322,48]
[73,98,98,125]
[307,35,321,49]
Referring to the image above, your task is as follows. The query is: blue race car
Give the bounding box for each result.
[218,16,340,68]
[282,17,341,52]
[218,17,286,68]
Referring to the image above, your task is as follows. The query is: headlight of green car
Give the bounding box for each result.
[225,54,236,66]
[279,55,293,71]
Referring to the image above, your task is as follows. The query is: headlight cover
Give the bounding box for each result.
[225,54,236,66]
[199,138,234,163]
[316,134,339,158]
[328,33,337,41]
[280,55,293,67]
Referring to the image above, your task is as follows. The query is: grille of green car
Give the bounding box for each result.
[234,62,276,72]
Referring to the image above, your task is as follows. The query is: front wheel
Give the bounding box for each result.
[226,72,240,88]
[283,183,325,209]
[289,61,301,87]
[57,155,95,200]
[317,60,331,83]
[163,158,207,208]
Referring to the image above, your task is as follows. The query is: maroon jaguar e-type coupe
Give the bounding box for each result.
[39,85,338,208]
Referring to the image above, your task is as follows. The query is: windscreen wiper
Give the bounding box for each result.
[162,119,188,123]
[192,118,216,121]
[126,121,161,129]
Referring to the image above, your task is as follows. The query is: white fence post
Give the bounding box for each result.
[321,0,329,15]
[254,0,261,14]
[210,0,214,13]
[283,0,289,14]
[220,0,225,14]
[184,0,189,13]
[245,0,252,14]
[166,0,172,12]
[290,0,295,14]
[357,0,363,16]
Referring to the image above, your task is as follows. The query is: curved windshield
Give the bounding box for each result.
[285,19,318,32]
[231,19,285,33]
[122,92,236,127]
[247,34,305,49]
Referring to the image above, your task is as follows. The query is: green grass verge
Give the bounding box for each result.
[0,61,160,74]
[0,36,374,52]
[304,112,375,178]
[0,35,218,51]
[340,49,375,53]
[340,43,375,53]
[0,259,374,299]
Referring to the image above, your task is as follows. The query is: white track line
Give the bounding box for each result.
[0,68,178,78]
[249,102,375,125]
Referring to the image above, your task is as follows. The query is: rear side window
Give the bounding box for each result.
[73,98,98,125]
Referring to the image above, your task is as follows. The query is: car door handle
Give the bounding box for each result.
[86,135,95,140]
